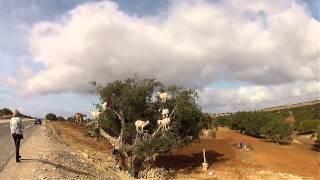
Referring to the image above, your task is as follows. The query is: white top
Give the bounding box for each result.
[10,117,24,135]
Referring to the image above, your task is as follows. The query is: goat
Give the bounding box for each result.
[199,129,215,139]
[135,120,150,133]
[159,108,169,118]
[75,112,87,124]
[157,118,171,130]
[90,110,101,120]
[158,92,168,103]
[102,102,108,111]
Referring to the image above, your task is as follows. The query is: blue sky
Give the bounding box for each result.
[0,0,319,117]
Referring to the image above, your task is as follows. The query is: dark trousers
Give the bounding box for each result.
[12,134,21,161]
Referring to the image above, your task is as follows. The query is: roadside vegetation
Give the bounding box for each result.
[214,103,320,144]
[0,108,34,119]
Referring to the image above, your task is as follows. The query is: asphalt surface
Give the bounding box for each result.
[0,119,39,170]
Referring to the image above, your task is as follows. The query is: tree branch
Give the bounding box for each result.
[169,107,176,118]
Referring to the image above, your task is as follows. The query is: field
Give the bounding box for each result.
[51,121,319,179]
[156,127,320,179]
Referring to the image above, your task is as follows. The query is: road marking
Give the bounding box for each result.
[25,125,31,129]
[2,124,9,127]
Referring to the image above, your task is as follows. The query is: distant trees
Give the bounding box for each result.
[57,116,66,121]
[45,113,57,121]
[260,120,292,143]
[296,119,320,134]
[213,103,320,143]
[291,103,320,125]
[317,124,320,143]
[214,111,292,143]
[0,108,12,116]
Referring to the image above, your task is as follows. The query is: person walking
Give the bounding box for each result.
[10,109,24,162]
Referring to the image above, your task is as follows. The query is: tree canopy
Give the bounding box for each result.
[91,78,210,177]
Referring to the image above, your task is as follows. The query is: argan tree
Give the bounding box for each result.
[91,78,209,177]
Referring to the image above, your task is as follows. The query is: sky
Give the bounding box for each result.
[0,0,319,117]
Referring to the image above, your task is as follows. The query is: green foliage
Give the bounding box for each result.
[45,113,57,121]
[214,110,292,142]
[134,131,180,159]
[198,113,216,129]
[290,103,320,125]
[214,115,233,127]
[0,108,12,115]
[67,116,75,122]
[296,119,320,134]
[260,120,292,143]
[317,124,320,142]
[91,78,208,163]
[56,116,66,121]
[99,112,121,137]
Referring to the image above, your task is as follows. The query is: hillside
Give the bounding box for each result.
[262,100,320,112]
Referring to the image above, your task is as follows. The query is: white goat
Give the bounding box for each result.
[102,102,108,111]
[90,110,101,120]
[157,118,171,130]
[158,92,168,103]
[135,120,150,133]
[161,108,169,118]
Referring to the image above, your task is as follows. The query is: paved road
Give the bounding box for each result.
[0,119,39,170]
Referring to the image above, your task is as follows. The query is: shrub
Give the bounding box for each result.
[0,108,12,115]
[260,120,293,144]
[56,116,66,121]
[296,119,320,134]
[67,116,75,122]
[291,103,320,125]
[45,113,57,121]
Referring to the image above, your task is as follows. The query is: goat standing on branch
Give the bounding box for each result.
[90,110,101,120]
[158,92,168,103]
[135,120,150,133]
[157,118,171,130]
[160,108,169,118]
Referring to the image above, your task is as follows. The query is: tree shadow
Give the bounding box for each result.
[20,158,95,177]
[154,150,227,173]
[311,143,320,152]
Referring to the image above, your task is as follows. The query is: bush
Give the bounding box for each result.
[296,119,320,134]
[0,108,12,115]
[45,113,57,121]
[67,116,75,122]
[316,125,320,142]
[260,120,292,143]
[291,103,320,125]
[56,116,66,121]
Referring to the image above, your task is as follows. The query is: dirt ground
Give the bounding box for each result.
[0,122,120,180]
[51,122,319,179]
[50,121,133,180]
[50,121,113,152]
[156,127,320,179]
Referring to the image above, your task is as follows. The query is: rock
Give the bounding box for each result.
[82,153,89,159]
[141,168,168,179]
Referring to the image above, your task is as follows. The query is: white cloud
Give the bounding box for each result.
[19,0,320,112]
[200,80,320,112]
